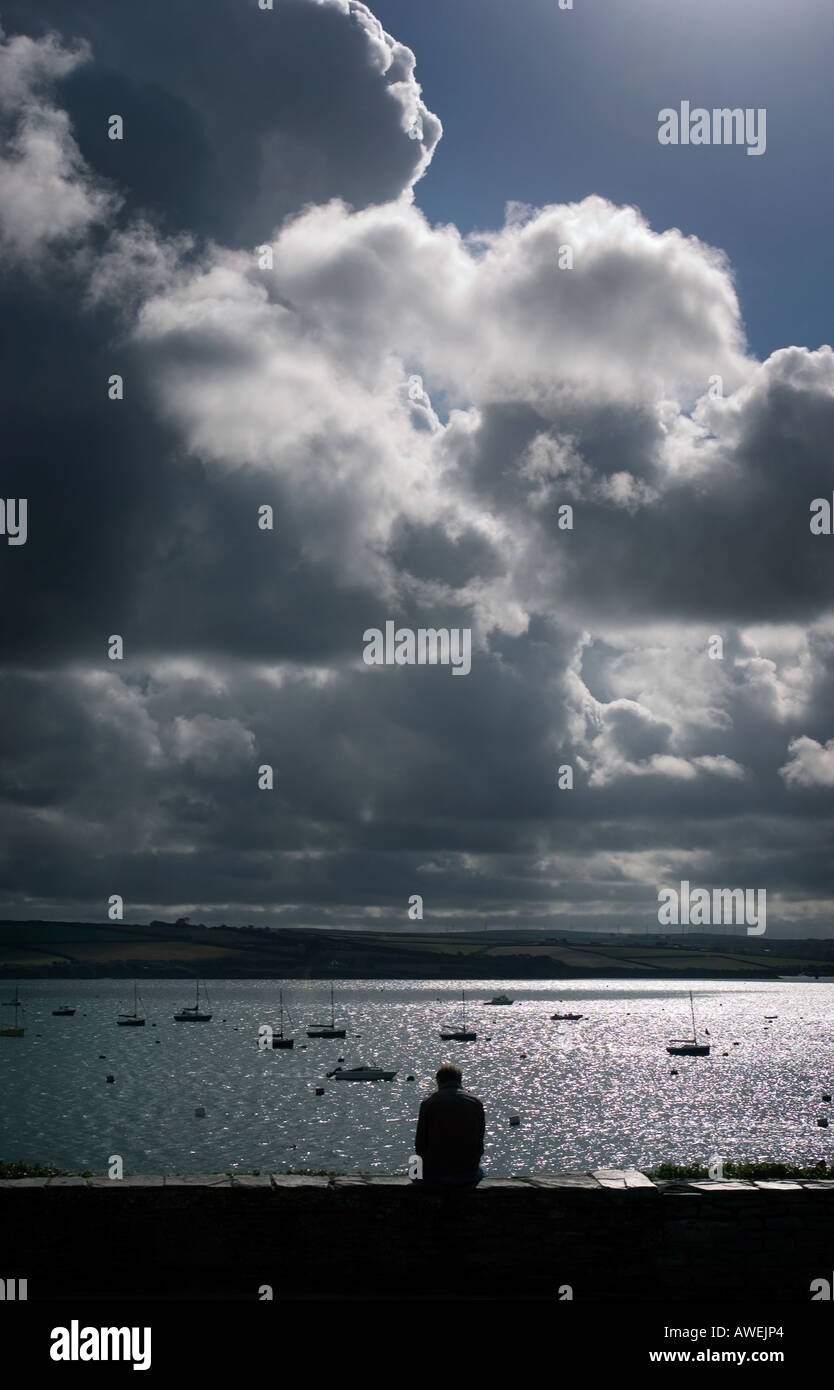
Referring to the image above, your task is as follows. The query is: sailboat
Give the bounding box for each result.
[307,986,346,1039]
[667,990,710,1056]
[174,980,212,1022]
[440,990,476,1042]
[117,982,145,1027]
[272,990,294,1048]
[0,987,24,1037]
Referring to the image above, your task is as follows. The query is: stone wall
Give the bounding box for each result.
[3,1170,833,1301]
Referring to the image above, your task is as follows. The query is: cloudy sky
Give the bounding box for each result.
[1,0,832,936]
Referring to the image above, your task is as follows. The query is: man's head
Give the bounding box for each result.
[436,1063,462,1089]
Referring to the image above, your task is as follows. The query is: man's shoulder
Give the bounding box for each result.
[425,1086,483,1107]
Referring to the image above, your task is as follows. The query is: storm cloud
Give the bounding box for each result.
[0,2,832,935]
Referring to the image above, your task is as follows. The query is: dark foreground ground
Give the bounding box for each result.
[4,1169,833,1301]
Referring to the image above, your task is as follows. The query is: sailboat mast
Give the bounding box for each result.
[330,985,335,1029]
[690,990,697,1040]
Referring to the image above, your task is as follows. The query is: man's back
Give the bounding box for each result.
[415,1082,485,1178]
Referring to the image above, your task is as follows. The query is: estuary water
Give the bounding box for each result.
[1,978,832,1177]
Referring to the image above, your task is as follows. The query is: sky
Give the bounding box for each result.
[0,0,832,937]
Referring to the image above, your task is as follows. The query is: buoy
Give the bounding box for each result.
[817,1117,829,1127]
[155,1040,160,1044]
[315,1087,324,1096]
[509,1115,520,1126]
[99,1055,106,1059]
[406,1075,414,1081]
[722,1051,728,1056]
[106,1074,115,1083]
[195,1107,206,1118]
[733,1042,740,1046]
[519,1053,527,1059]
[823,1094,832,1103]
[337,1057,344,1063]
[670,1069,678,1076]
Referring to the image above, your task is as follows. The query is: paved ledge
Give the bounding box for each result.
[3,1171,832,1300]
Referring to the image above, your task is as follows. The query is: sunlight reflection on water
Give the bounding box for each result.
[1,978,832,1176]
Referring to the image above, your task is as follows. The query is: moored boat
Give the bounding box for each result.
[667,990,710,1057]
[0,987,24,1037]
[307,986,346,1039]
[117,982,145,1027]
[174,980,212,1022]
[326,1065,396,1081]
[440,990,476,1042]
[272,990,294,1048]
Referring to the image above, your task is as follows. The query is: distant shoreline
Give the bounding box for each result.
[1,918,832,982]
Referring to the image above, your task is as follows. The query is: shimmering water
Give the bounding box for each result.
[1,978,832,1177]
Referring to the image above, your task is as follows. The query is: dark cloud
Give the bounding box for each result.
[0,4,831,937]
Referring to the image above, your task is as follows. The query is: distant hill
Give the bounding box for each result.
[1,919,833,979]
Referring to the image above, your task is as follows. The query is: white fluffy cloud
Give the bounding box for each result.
[0,27,117,260]
[780,736,834,788]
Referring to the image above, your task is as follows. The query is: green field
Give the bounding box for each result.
[1,920,832,980]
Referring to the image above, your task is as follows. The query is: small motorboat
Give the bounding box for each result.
[52,1006,76,1016]
[485,995,514,1006]
[326,1066,396,1081]
[551,1013,583,1021]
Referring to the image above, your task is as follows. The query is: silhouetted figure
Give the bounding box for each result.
[413,1063,485,1187]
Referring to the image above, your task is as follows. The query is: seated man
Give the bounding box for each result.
[413,1063,485,1187]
